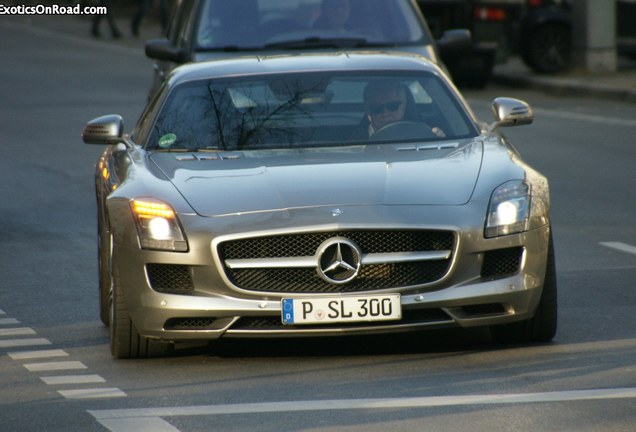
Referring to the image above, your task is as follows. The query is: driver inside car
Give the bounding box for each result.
[352,81,445,139]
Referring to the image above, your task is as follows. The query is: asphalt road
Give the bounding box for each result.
[2,17,636,432]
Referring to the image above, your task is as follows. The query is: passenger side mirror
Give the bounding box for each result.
[488,97,534,132]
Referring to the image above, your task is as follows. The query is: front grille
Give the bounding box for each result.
[480,247,523,279]
[146,264,194,294]
[230,308,451,331]
[218,230,454,293]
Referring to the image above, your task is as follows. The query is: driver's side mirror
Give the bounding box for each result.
[82,114,126,146]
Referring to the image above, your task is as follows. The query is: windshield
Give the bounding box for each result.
[146,71,476,151]
[195,0,429,49]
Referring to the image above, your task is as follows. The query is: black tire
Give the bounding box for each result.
[490,232,558,344]
[521,23,571,73]
[110,266,172,359]
[97,216,111,326]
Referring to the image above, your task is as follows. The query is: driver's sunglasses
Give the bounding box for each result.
[369,100,403,115]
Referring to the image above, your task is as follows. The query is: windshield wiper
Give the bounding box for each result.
[264,37,372,50]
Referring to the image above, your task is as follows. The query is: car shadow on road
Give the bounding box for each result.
[168,327,547,359]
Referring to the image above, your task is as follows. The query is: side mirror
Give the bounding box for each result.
[82,114,125,145]
[145,38,188,63]
[436,29,471,55]
[488,97,534,132]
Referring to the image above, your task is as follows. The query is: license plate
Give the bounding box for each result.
[281,294,401,325]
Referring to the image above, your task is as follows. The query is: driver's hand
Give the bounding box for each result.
[432,127,446,138]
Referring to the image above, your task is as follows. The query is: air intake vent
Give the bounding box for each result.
[146,264,194,293]
[481,247,523,279]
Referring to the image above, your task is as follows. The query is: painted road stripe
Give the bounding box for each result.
[0,338,51,348]
[468,100,636,128]
[23,361,87,372]
[0,327,36,337]
[41,374,106,385]
[532,107,636,128]
[90,387,636,421]
[8,349,68,360]
[0,318,19,325]
[0,309,5,315]
[59,388,126,399]
[98,418,180,432]
[600,242,636,255]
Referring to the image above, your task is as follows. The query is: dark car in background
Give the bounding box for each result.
[144,0,471,96]
[420,0,636,76]
[417,0,525,86]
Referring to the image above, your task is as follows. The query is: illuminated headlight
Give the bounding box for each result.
[485,181,530,238]
[130,199,188,251]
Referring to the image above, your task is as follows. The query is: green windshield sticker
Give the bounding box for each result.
[158,133,177,148]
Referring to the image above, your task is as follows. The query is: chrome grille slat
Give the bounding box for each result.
[225,250,451,269]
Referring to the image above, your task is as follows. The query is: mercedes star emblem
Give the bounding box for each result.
[316,237,362,284]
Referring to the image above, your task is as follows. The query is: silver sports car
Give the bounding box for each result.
[83,52,556,358]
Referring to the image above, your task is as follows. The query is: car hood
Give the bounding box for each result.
[149,141,483,217]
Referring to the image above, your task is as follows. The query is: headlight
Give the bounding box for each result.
[485,181,530,238]
[130,199,188,251]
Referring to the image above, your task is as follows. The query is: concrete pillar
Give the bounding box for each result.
[572,0,616,72]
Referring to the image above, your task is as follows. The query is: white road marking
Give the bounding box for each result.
[0,338,51,348]
[600,242,636,255]
[467,100,636,127]
[41,374,106,385]
[0,308,127,402]
[0,308,5,314]
[23,361,87,372]
[59,388,127,399]
[89,387,636,432]
[8,349,69,360]
[532,107,636,127]
[0,327,36,336]
[97,418,180,432]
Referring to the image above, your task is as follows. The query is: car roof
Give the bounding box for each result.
[167,51,445,86]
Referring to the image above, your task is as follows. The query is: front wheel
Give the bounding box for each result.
[490,232,558,344]
[97,221,111,326]
[110,266,172,359]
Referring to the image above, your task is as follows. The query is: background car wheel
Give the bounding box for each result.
[490,232,558,344]
[521,23,571,73]
[110,266,172,359]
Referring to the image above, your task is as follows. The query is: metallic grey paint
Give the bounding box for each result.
[83,52,556,358]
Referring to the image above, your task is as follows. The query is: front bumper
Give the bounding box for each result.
[113,223,550,343]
